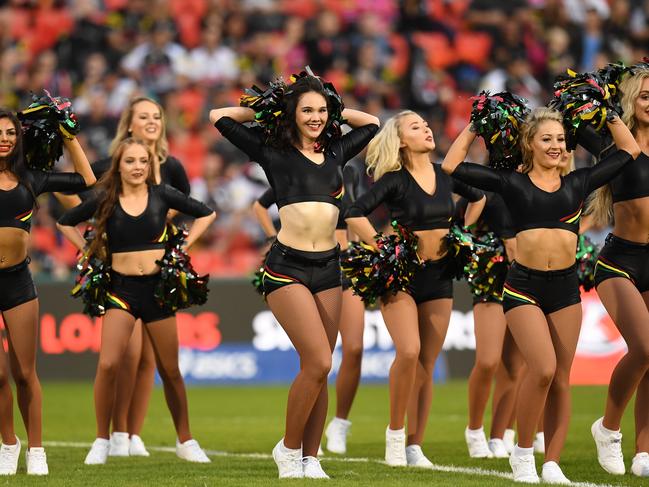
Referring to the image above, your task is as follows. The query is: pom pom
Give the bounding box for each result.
[71,226,111,317]
[550,63,627,144]
[576,234,599,291]
[443,224,476,279]
[154,224,210,312]
[470,91,530,170]
[239,65,345,153]
[251,246,272,297]
[465,232,508,301]
[17,89,80,171]
[341,221,420,305]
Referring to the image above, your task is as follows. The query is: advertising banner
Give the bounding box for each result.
[0,280,626,385]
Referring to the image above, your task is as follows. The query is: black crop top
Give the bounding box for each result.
[93,155,190,195]
[257,188,275,209]
[214,117,378,210]
[346,162,484,231]
[58,184,213,253]
[451,149,634,235]
[474,192,516,240]
[0,171,87,232]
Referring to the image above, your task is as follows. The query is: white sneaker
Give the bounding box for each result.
[509,452,540,483]
[631,452,649,477]
[84,438,110,465]
[26,447,48,475]
[405,444,433,468]
[302,456,330,478]
[591,417,625,474]
[0,437,20,475]
[385,427,407,466]
[533,432,545,454]
[542,461,571,484]
[272,439,303,478]
[504,429,516,454]
[488,438,510,458]
[176,439,210,463]
[465,427,493,458]
[109,432,129,457]
[325,417,351,454]
[129,435,150,457]
[317,445,324,457]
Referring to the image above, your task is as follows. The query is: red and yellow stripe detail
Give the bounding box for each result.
[595,257,632,281]
[330,185,344,200]
[559,203,583,225]
[502,284,538,306]
[106,292,131,311]
[16,209,33,222]
[262,266,300,286]
[153,225,168,243]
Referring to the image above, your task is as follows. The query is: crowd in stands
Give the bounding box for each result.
[0,0,647,279]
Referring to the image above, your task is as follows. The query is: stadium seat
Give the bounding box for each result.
[412,32,456,70]
[455,31,492,69]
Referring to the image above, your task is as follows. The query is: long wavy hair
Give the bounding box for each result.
[586,67,649,225]
[519,107,565,174]
[0,109,35,199]
[108,97,169,163]
[365,110,417,180]
[270,75,336,151]
[88,138,156,260]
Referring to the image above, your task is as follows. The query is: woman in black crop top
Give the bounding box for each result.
[57,138,215,466]
[0,109,95,476]
[211,74,378,479]
[443,107,640,483]
[345,110,486,468]
[57,97,192,458]
[582,68,649,477]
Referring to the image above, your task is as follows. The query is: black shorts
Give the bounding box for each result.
[472,294,503,306]
[502,262,580,314]
[0,259,37,312]
[106,272,174,323]
[594,234,649,293]
[406,255,454,304]
[262,241,341,295]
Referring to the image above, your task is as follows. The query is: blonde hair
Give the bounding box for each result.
[109,96,169,162]
[365,110,416,180]
[586,68,649,225]
[519,107,565,173]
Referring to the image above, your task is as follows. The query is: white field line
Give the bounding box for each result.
[43,441,625,487]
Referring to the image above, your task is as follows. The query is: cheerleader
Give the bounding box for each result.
[211,72,378,478]
[0,109,95,475]
[345,111,486,467]
[442,108,639,483]
[57,138,215,465]
[586,67,649,478]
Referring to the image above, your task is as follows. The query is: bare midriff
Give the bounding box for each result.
[414,228,454,262]
[0,228,29,268]
[111,248,166,275]
[612,196,649,244]
[515,228,578,270]
[277,202,340,251]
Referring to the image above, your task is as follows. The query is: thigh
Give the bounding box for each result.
[99,309,138,364]
[3,298,39,368]
[123,319,144,364]
[474,302,508,362]
[597,278,649,352]
[380,292,420,353]
[417,298,452,364]
[506,305,555,372]
[143,317,179,372]
[266,284,332,358]
[313,287,342,351]
[546,304,582,372]
[338,290,365,351]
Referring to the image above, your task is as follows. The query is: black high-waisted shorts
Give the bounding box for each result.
[106,271,174,323]
[406,255,454,304]
[594,234,649,293]
[502,261,580,314]
[262,241,341,295]
[0,258,37,311]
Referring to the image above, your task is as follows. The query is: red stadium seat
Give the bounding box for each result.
[455,31,492,68]
[387,34,409,78]
[412,32,456,70]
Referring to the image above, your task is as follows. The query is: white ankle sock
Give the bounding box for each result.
[467,426,484,435]
[387,427,405,437]
[600,422,619,435]
[514,444,534,457]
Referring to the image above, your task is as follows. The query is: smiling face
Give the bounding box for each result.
[633,77,649,128]
[128,100,162,144]
[295,91,328,143]
[119,143,151,187]
[0,117,18,160]
[530,120,566,170]
[398,113,435,154]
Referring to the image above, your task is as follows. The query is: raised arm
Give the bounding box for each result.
[442,124,476,175]
[56,195,99,251]
[62,137,97,186]
[209,107,256,125]
[341,108,380,128]
[160,185,216,249]
[464,196,486,227]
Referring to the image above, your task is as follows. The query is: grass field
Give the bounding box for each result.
[2,381,645,486]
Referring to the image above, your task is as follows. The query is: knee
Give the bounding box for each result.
[0,368,10,387]
[474,358,499,378]
[395,343,420,366]
[138,354,157,373]
[159,365,183,384]
[11,364,37,387]
[303,354,332,382]
[342,344,363,365]
[629,346,649,369]
[530,364,556,389]
[96,359,121,380]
